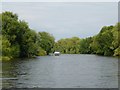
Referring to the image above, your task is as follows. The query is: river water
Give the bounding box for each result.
[2,54,118,88]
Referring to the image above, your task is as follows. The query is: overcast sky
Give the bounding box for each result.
[2,2,118,41]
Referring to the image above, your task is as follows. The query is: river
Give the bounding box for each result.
[2,54,118,88]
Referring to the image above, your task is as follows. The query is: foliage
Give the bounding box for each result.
[38,32,55,55]
[36,47,47,56]
[53,37,80,54]
[2,35,11,57]
[1,11,55,60]
[79,37,93,54]
[54,23,120,56]
[91,26,114,56]
[114,46,120,56]
[1,11,120,60]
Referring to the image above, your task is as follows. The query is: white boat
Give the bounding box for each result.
[54,51,60,56]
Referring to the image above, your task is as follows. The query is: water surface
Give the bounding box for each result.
[2,54,118,88]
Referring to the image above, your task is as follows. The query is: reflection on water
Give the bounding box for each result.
[2,54,118,88]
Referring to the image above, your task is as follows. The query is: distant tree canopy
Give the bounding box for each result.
[1,11,120,60]
[53,24,120,56]
[53,37,80,54]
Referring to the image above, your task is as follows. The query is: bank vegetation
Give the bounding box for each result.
[0,12,120,60]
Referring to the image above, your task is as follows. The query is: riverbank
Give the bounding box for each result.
[0,56,11,61]
[2,53,119,61]
[1,12,120,61]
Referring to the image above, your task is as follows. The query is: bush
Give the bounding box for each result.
[37,47,47,56]
[114,46,120,56]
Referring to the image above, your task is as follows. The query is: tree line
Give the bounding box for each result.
[0,12,120,60]
[1,12,55,60]
[54,24,120,56]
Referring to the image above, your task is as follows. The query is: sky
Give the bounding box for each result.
[2,2,118,41]
[1,0,120,2]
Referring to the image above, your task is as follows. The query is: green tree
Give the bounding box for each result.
[54,37,80,54]
[38,32,55,55]
[112,23,120,56]
[2,11,43,58]
[2,35,11,58]
[20,30,39,57]
[79,37,93,54]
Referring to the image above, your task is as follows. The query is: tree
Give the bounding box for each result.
[38,32,55,55]
[1,11,43,59]
[112,23,120,56]
[1,11,120,59]
[79,37,93,54]
[54,37,80,54]
[2,35,11,57]
[95,26,114,56]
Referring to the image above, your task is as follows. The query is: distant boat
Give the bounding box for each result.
[54,51,60,56]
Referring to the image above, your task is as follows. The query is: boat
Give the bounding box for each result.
[54,51,60,56]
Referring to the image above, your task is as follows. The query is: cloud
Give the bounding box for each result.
[2,2,118,40]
